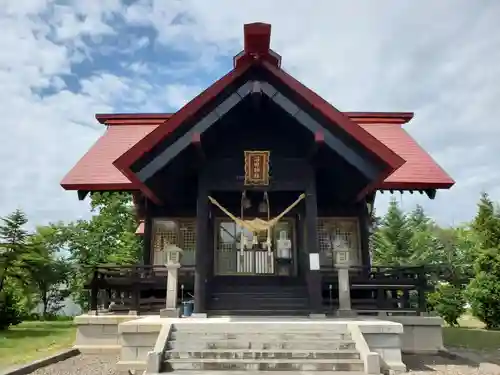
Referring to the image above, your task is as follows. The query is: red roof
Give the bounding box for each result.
[361,123,454,189]
[60,124,157,190]
[60,23,454,196]
[113,23,405,203]
[60,113,454,192]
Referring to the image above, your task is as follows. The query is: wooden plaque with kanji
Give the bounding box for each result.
[244,151,270,186]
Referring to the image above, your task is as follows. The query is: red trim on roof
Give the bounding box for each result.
[96,113,173,124]
[61,183,138,191]
[346,112,414,124]
[104,119,170,126]
[61,23,453,198]
[95,112,414,126]
[113,58,254,200]
[113,23,406,202]
[380,181,454,189]
[263,60,405,173]
[61,118,454,195]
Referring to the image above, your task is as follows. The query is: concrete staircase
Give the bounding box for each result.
[162,322,366,373]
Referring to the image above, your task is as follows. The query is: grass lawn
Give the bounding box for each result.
[443,314,500,353]
[0,320,76,369]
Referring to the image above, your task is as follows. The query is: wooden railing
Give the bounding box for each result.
[85,265,194,314]
[321,265,431,315]
[84,263,433,315]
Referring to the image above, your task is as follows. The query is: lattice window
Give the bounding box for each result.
[317,218,360,267]
[152,219,196,265]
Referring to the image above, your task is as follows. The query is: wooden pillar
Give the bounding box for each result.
[194,183,208,315]
[89,270,99,314]
[305,180,323,315]
[358,200,372,268]
[142,207,153,265]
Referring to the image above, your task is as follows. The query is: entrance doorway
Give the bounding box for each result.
[214,218,296,276]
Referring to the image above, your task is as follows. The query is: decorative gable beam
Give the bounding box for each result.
[136,82,253,182]
[136,80,381,183]
[192,132,206,164]
[308,131,325,161]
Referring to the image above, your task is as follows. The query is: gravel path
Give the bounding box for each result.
[30,355,119,375]
[27,352,500,375]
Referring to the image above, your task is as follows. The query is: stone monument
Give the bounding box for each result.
[333,238,355,317]
[160,243,183,318]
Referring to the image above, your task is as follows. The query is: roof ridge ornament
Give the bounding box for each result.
[234,22,282,69]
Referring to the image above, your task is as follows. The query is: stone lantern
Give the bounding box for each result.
[333,237,355,316]
[160,244,183,318]
[165,244,183,266]
[332,236,350,267]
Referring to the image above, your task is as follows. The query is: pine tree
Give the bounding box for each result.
[408,205,430,231]
[466,193,500,329]
[471,192,500,250]
[371,198,413,265]
[0,209,30,292]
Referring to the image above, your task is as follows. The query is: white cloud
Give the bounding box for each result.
[0,0,499,228]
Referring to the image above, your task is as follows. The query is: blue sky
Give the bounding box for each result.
[1,0,500,228]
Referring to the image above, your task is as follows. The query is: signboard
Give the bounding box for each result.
[309,253,320,271]
[244,151,270,186]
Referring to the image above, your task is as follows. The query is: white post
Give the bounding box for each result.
[160,245,183,318]
[335,248,356,317]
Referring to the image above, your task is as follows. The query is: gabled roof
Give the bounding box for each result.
[60,112,455,193]
[60,23,455,199]
[112,23,405,203]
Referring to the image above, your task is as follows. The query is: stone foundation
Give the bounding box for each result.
[73,314,138,354]
[385,316,444,354]
[117,317,164,373]
[72,314,444,374]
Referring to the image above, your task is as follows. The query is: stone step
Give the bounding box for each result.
[161,371,365,375]
[170,332,351,341]
[171,323,348,334]
[165,358,365,371]
[167,339,357,351]
[165,349,360,360]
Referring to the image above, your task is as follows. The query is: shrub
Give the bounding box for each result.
[0,289,23,330]
[428,283,465,327]
[466,249,500,329]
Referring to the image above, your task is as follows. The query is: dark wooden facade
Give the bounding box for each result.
[85,77,430,317]
[64,23,457,318]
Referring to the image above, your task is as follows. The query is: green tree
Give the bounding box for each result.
[428,283,466,327]
[0,209,31,292]
[65,192,141,308]
[0,210,33,329]
[471,192,500,250]
[371,198,413,265]
[406,205,440,265]
[432,226,477,286]
[26,225,71,318]
[407,205,431,231]
[466,193,500,328]
[466,249,500,329]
